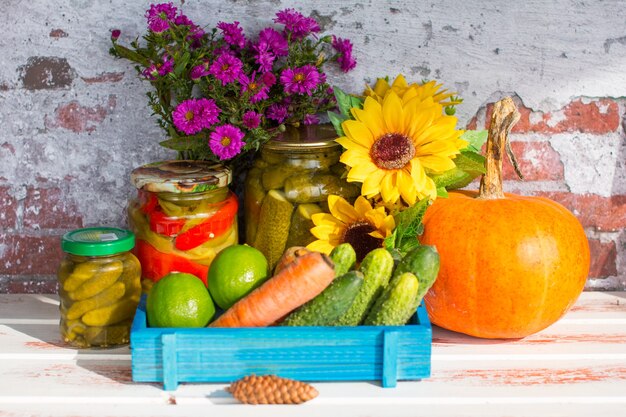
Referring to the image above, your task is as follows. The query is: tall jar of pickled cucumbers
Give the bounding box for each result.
[128,160,238,292]
[245,124,359,270]
[58,227,141,348]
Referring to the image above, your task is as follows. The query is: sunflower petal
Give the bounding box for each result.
[351,107,385,139]
[354,196,374,216]
[343,120,374,147]
[347,161,378,182]
[328,195,359,224]
[306,239,335,254]
[382,92,405,134]
[419,154,457,172]
[397,169,418,205]
[380,172,400,204]
[336,136,367,152]
[361,169,387,198]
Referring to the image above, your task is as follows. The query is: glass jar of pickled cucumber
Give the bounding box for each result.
[128,160,238,291]
[245,124,359,269]
[58,227,141,348]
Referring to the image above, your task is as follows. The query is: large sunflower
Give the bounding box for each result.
[364,74,462,107]
[337,91,467,205]
[307,195,395,261]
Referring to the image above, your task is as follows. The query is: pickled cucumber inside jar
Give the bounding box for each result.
[58,227,141,348]
[245,124,357,260]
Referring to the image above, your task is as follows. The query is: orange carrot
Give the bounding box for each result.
[273,246,311,275]
[209,251,335,328]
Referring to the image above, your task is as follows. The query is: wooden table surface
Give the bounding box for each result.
[1,292,625,417]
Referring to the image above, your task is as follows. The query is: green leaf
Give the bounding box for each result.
[383,229,397,251]
[430,150,486,190]
[392,198,430,255]
[455,150,487,175]
[327,110,347,136]
[333,87,362,118]
[109,43,151,67]
[437,187,449,198]
[174,52,190,77]
[159,135,205,152]
[349,94,364,110]
[460,130,488,152]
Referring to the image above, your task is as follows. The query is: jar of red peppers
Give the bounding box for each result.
[128,161,238,292]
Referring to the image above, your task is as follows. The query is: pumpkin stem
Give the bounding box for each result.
[478,97,521,199]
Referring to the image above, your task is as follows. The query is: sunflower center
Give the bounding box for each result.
[370,133,415,170]
[342,221,382,262]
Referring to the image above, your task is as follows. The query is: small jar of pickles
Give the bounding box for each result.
[244,124,359,269]
[128,160,238,291]
[58,227,141,348]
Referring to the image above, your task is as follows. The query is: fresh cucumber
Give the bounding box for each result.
[281,271,364,326]
[364,272,419,326]
[335,248,394,326]
[393,245,440,304]
[330,243,357,276]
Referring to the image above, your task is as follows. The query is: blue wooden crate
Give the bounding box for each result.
[130,298,432,390]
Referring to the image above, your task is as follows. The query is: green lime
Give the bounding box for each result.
[146,272,215,328]
[208,245,269,310]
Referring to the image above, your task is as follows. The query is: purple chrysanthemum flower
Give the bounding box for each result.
[303,114,320,125]
[174,14,205,40]
[266,103,289,124]
[196,98,221,129]
[209,54,244,85]
[142,54,174,80]
[158,54,174,76]
[280,64,320,96]
[110,29,121,40]
[258,27,288,56]
[172,100,203,135]
[240,72,270,103]
[242,111,262,129]
[190,61,210,80]
[209,124,245,160]
[252,41,275,72]
[332,36,357,72]
[146,2,177,33]
[261,71,277,87]
[274,8,320,40]
[217,21,246,49]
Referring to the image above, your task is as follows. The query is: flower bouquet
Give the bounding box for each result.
[110,3,356,164]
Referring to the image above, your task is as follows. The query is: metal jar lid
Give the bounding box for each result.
[263,124,340,152]
[130,160,232,194]
[62,227,135,256]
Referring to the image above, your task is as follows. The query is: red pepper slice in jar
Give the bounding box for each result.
[149,209,186,237]
[133,239,209,285]
[139,191,159,214]
[174,192,239,251]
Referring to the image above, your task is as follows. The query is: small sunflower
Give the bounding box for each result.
[307,195,395,261]
[364,74,462,107]
[337,90,466,205]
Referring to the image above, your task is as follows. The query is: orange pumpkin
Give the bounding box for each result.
[420,97,590,339]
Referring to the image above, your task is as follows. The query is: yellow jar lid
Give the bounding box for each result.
[130,160,232,193]
[263,124,340,152]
